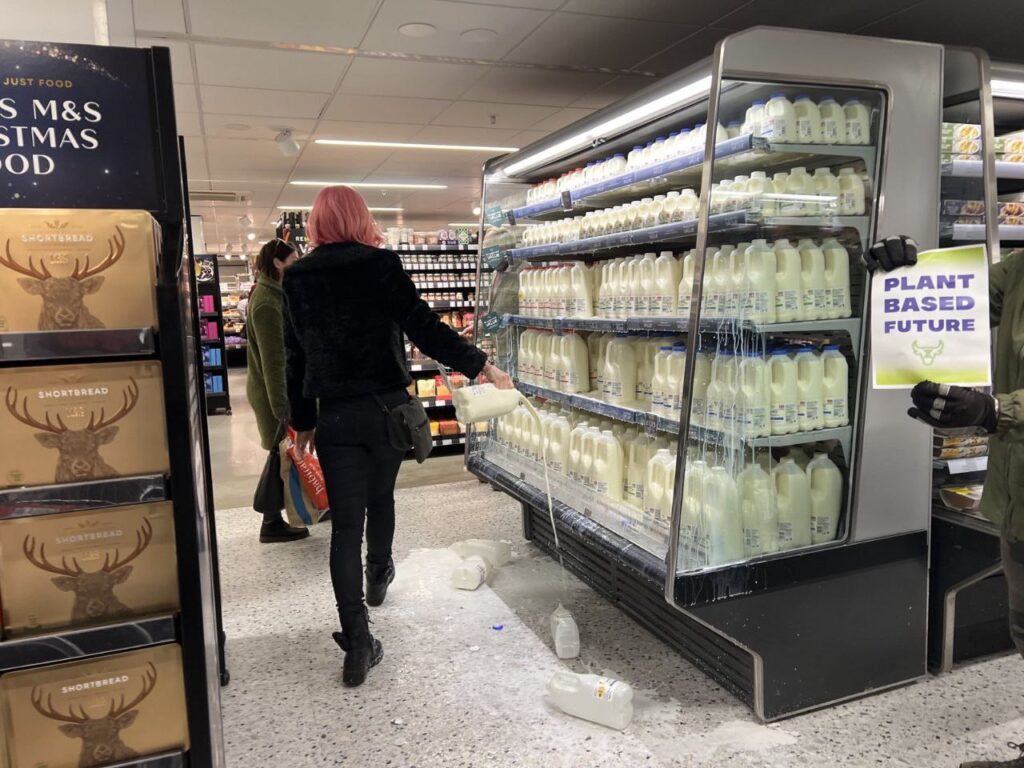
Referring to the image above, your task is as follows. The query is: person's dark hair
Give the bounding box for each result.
[254,238,297,280]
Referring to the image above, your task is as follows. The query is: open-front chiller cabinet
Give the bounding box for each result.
[468,27,944,720]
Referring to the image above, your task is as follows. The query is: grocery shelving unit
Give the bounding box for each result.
[195,254,231,414]
[0,41,224,765]
[469,27,943,721]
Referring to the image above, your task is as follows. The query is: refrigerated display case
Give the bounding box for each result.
[468,26,943,720]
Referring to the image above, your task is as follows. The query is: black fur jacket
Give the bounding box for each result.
[282,241,487,430]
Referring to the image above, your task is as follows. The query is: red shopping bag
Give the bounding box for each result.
[286,428,330,517]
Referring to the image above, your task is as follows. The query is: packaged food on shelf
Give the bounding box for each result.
[940,137,982,155]
[936,484,984,513]
[0,501,179,637]
[0,209,161,334]
[942,122,982,140]
[934,444,989,460]
[1,644,189,768]
[0,361,170,490]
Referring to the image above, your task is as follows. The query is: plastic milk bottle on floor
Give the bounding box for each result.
[451,539,512,568]
[550,603,581,659]
[547,672,634,730]
[808,452,843,544]
[821,237,852,318]
[822,344,849,428]
[451,555,491,590]
[774,457,812,550]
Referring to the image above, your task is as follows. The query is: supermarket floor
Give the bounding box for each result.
[210,372,1024,768]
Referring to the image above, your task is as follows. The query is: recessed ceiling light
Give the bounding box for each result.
[472,206,481,216]
[246,232,257,241]
[399,22,437,38]
[315,139,517,153]
[460,28,498,43]
[225,123,251,131]
[290,181,447,190]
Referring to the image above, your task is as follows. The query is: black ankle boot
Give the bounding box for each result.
[333,608,383,687]
[365,558,395,607]
[259,517,310,543]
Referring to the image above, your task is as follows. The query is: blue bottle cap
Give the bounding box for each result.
[820,96,836,104]
[824,343,841,351]
[770,92,786,98]
[680,128,691,134]
[633,145,644,151]
[771,347,791,356]
[659,346,674,352]
[727,121,741,127]
[796,347,816,355]
[672,342,686,351]
[656,135,667,141]
[752,100,765,106]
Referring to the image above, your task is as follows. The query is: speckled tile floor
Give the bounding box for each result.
[212,375,1024,767]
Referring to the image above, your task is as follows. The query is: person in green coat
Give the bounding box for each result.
[867,236,1024,768]
[246,238,309,543]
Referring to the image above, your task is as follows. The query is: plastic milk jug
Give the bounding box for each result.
[690,351,713,427]
[561,332,590,394]
[587,333,602,392]
[533,331,551,389]
[666,343,687,419]
[808,452,843,544]
[625,432,653,508]
[679,460,706,563]
[738,351,770,438]
[653,251,681,316]
[517,329,533,383]
[719,351,739,432]
[451,539,512,567]
[813,167,840,215]
[769,348,799,435]
[580,426,601,489]
[569,262,593,318]
[818,97,846,144]
[796,348,824,431]
[603,261,619,318]
[821,237,852,318]
[678,250,696,316]
[747,170,771,214]
[651,346,673,416]
[726,244,747,317]
[738,463,778,557]
[773,238,801,322]
[678,188,699,220]
[529,410,544,461]
[707,245,735,318]
[546,672,634,731]
[644,449,675,521]
[546,415,571,475]
[772,171,789,208]
[452,383,525,423]
[451,555,491,591]
[593,430,625,501]
[773,457,812,550]
[763,92,797,143]
[568,421,590,483]
[742,100,766,137]
[785,166,815,216]
[596,262,611,317]
[603,334,637,405]
[636,252,657,316]
[797,238,827,321]
[837,167,866,215]
[705,353,725,431]
[744,239,777,323]
[595,333,612,394]
[822,344,849,428]
[842,99,870,144]
[793,94,822,143]
[623,257,640,317]
[550,604,581,659]
[702,466,745,567]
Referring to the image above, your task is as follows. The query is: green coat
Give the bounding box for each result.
[981,250,1024,540]
[246,275,287,450]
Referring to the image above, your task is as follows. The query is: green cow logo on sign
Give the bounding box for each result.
[911,339,944,366]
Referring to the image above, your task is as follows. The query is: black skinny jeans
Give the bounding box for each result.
[315,389,406,627]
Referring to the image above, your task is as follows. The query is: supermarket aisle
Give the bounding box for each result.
[211,384,1024,768]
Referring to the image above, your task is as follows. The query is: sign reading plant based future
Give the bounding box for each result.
[0,40,159,209]
[871,244,991,389]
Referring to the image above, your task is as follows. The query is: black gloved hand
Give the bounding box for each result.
[864,235,918,272]
[908,380,998,432]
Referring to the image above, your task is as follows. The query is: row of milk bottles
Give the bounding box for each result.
[710,166,868,217]
[493,401,843,562]
[518,238,852,324]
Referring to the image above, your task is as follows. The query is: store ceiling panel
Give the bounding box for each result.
[338,57,489,99]
[185,0,379,48]
[322,94,453,125]
[197,85,330,119]
[560,0,748,25]
[138,37,194,83]
[459,68,615,108]
[713,0,923,33]
[131,0,186,33]
[202,114,317,141]
[431,100,559,130]
[193,44,349,92]
[531,107,599,133]
[634,27,736,74]
[409,124,523,145]
[313,119,426,142]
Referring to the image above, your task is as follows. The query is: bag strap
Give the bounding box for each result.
[371,393,391,414]
[272,418,288,445]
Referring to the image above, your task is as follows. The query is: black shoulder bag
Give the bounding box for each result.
[373,393,433,463]
[253,420,287,514]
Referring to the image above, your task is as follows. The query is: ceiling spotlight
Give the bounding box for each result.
[275,129,301,157]
[399,22,437,38]
[472,206,481,216]
[246,232,257,241]
[224,243,233,254]
[238,214,253,228]
[460,28,498,43]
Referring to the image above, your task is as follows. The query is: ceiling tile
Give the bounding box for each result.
[530,107,596,132]
[138,38,194,83]
[361,0,550,59]
[172,82,200,113]
[339,58,488,99]
[323,93,452,124]
[132,0,186,33]
[314,120,426,142]
[194,44,348,92]
[205,137,300,179]
[569,75,654,109]
[460,67,614,107]
[199,85,330,119]
[560,0,748,26]
[371,152,497,178]
[202,114,317,140]
[510,128,552,147]
[634,27,731,74]
[432,100,559,130]
[453,0,563,8]
[186,0,379,48]
[175,110,204,137]
[714,0,921,34]
[409,124,523,146]
[180,139,208,181]
[505,13,700,70]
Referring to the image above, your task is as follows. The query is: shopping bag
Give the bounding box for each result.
[286,428,331,514]
[279,442,315,528]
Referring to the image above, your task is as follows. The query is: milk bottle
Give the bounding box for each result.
[644,449,675,521]
[678,188,699,221]
[547,414,571,474]
[596,262,611,317]
[561,331,590,394]
[818,97,846,144]
[568,421,590,483]
[569,262,593,318]
[808,452,843,543]
[666,343,687,419]
[529,410,544,461]
[842,99,871,145]
[636,252,657,316]
[738,351,770,438]
[704,352,725,431]
[602,261,618,318]
[625,432,653,509]
[595,333,612,395]
[719,351,739,432]
[797,238,827,320]
[837,168,866,215]
[678,249,696,316]
[603,334,637,405]
[771,171,789,218]
[744,239,777,323]
[587,333,602,392]
[747,170,771,214]
[762,93,797,143]
[773,238,801,322]
[580,426,601,489]
[742,100,766,137]
[556,265,571,316]
[769,348,799,435]
[813,168,840,216]
[679,459,707,564]
[773,456,812,550]
[593,430,625,501]
[731,175,750,211]
[651,345,673,416]
[546,672,634,731]
[822,344,849,428]
[796,347,824,432]
[726,121,742,139]
[517,329,533,383]
[726,244,747,318]
[738,463,778,557]
[550,604,580,659]
[652,251,681,316]
[547,333,564,392]
[821,237,852,318]
[690,351,713,427]
[622,257,639,317]
[534,331,551,388]
[706,245,734,318]
[451,555,491,590]
[701,466,745,567]
[785,166,814,217]
[609,259,625,319]
[793,95,822,143]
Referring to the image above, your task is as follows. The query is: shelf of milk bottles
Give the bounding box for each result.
[509,135,876,223]
[690,423,854,460]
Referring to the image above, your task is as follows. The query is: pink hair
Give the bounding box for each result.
[306,185,384,248]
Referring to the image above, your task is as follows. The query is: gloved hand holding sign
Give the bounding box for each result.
[863,235,918,272]
[908,381,999,432]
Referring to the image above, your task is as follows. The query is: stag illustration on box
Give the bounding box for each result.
[0,226,125,330]
[4,378,139,482]
[23,517,153,623]
[31,662,157,768]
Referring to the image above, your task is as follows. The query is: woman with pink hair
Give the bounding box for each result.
[282,185,512,686]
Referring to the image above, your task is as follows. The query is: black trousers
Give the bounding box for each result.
[315,389,406,627]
